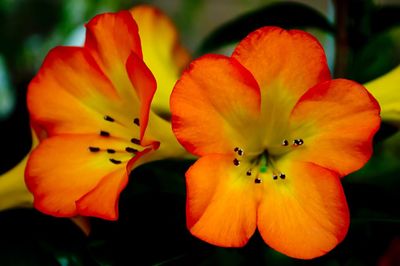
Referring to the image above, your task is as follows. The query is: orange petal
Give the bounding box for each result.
[257,160,349,259]
[126,52,156,142]
[289,79,381,176]
[186,155,260,247]
[28,46,139,140]
[85,11,142,100]
[25,135,135,219]
[171,54,261,156]
[130,5,190,115]
[232,27,331,109]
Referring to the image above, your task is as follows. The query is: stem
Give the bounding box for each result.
[333,0,349,78]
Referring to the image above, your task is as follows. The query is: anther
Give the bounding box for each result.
[273,175,278,180]
[233,158,240,166]
[254,178,262,184]
[234,147,239,152]
[89,146,100,152]
[131,138,141,145]
[100,130,110,137]
[133,118,140,126]
[107,149,116,154]
[237,149,244,156]
[104,115,115,122]
[293,139,304,146]
[109,158,122,164]
[125,147,138,153]
[279,173,286,179]
[282,139,289,146]
[246,170,252,176]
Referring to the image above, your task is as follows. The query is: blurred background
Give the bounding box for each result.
[0,0,399,265]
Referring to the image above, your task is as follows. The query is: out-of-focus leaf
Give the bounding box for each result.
[348,27,400,83]
[197,2,334,54]
[371,5,400,35]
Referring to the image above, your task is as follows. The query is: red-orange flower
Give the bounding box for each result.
[25,7,189,220]
[171,27,381,259]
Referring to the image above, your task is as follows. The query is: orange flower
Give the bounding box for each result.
[171,27,381,259]
[25,7,189,220]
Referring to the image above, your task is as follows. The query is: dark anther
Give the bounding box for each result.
[293,139,304,146]
[107,149,116,154]
[254,178,262,184]
[246,170,252,176]
[89,147,100,152]
[233,158,240,166]
[100,130,110,137]
[234,147,239,152]
[104,115,115,122]
[131,138,141,145]
[273,175,278,180]
[134,118,140,126]
[237,149,244,156]
[125,147,138,153]
[280,173,286,179]
[282,139,289,146]
[109,158,122,164]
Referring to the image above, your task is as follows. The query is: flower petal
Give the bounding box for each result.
[28,46,140,140]
[257,160,349,259]
[364,65,400,127]
[131,5,190,115]
[186,154,260,247]
[171,54,261,156]
[289,79,381,176]
[126,52,156,143]
[85,11,142,100]
[232,26,331,109]
[25,135,136,219]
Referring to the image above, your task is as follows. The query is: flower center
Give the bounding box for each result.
[87,114,146,165]
[232,138,304,184]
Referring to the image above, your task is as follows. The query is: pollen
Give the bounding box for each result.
[104,115,115,122]
[100,130,110,137]
[125,147,138,153]
[88,146,100,152]
[293,139,304,146]
[109,158,122,164]
[131,138,141,145]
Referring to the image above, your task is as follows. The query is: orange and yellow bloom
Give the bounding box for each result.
[171,27,381,259]
[25,6,189,220]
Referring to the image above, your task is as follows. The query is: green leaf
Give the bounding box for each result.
[197,2,334,55]
[371,5,400,35]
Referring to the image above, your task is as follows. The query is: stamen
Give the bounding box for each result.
[104,115,115,122]
[133,118,140,126]
[131,138,141,145]
[88,147,100,152]
[279,173,286,179]
[234,147,239,152]
[281,139,289,146]
[100,130,110,137]
[237,149,244,156]
[254,178,262,184]
[125,147,138,153]
[233,158,240,166]
[246,170,252,176]
[107,149,116,154]
[273,175,278,180]
[109,158,122,164]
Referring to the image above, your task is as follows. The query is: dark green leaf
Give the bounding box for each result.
[371,5,400,34]
[197,2,334,55]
